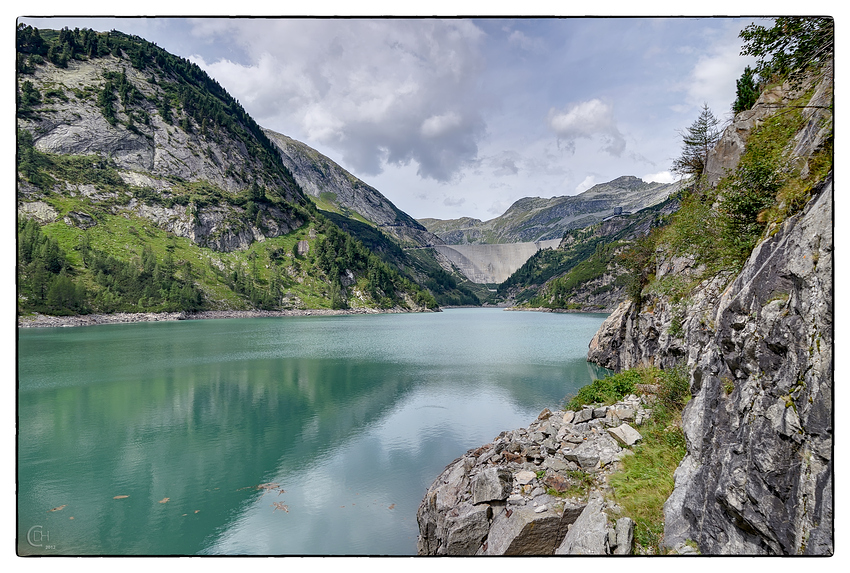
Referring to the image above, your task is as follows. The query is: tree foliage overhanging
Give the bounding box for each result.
[739,17,834,82]
[732,66,759,114]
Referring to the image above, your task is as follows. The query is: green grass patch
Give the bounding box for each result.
[564,366,663,411]
[604,365,690,554]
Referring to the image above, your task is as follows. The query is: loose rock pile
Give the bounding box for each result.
[416,395,653,555]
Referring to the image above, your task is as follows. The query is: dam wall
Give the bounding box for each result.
[433,239,561,284]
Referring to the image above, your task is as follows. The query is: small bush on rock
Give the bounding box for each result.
[565,367,662,411]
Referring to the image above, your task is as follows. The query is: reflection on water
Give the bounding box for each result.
[18,308,609,555]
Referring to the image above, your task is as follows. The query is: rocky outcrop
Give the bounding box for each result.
[662,175,833,555]
[703,61,833,189]
[264,129,443,249]
[22,56,287,196]
[417,399,651,555]
[17,53,305,253]
[586,124,833,553]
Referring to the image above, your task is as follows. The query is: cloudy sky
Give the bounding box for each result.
[19,14,764,221]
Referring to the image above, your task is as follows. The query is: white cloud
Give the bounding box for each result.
[575,175,597,194]
[188,19,488,182]
[506,29,545,53]
[547,99,626,157]
[421,112,464,138]
[642,170,676,184]
[679,21,758,121]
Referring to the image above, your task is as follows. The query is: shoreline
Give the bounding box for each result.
[17,307,435,329]
[17,305,614,329]
[504,306,615,314]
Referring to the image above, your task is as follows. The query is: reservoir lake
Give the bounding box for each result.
[17,308,609,555]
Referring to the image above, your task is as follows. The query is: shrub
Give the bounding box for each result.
[565,367,662,410]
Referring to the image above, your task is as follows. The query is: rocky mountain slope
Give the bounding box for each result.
[16,25,439,316]
[263,130,442,249]
[587,62,833,554]
[419,176,681,244]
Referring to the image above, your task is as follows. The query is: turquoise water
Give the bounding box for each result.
[17,308,609,555]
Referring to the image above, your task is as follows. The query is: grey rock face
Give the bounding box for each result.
[586,178,833,554]
[472,468,512,504]
[665,177,833,555]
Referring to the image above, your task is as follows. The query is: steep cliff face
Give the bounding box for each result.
[663,174,832,555]
[18,48,305,253]
[586,69,833,554]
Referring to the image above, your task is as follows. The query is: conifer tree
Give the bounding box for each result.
[671,104,721,181]
[732,66,759,114]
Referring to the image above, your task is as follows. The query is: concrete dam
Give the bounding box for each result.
[433,239,562,284]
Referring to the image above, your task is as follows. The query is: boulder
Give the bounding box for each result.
[573,408,593,424]
[485,501,585,555]
[612,517,635,555]
[555,493,609,554]
[472,467,512,504]
[444,502,491,555]
[607,423,643,447]
[564,441,600,470]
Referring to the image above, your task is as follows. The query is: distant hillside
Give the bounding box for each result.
[419,176,682,244]
[497,194,681,310]
[264,130,442,249]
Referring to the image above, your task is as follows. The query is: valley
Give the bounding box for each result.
[16,18,834,557]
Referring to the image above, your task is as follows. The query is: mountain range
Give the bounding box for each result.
[419,176,682,244]
[16,24,683,316]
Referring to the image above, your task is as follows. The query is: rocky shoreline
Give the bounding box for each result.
[416,393,676,556]
[17,307,434,328]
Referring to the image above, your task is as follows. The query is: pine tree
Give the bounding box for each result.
[732,66,759,114]
[671,104,721,181]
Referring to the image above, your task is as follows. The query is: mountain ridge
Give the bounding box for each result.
[418,176,682,244]
[263,129,444,249]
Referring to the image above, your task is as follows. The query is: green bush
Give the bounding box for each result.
[565,367,660,410]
